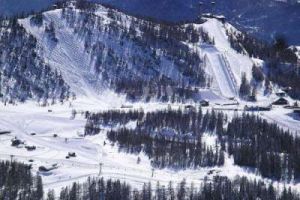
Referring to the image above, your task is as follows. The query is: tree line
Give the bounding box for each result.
[0,18,71,104]
[221,113,300,181]
[227,29,300,99]
[55,176,300,200]
[85,108,300,182]
[0,161,43,200]
[85,107,226,169]
[1,160,300,200]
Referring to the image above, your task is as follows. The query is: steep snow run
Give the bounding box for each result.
[201,19,253,88]
[191,18,254,99]
[19,10,101,98]
[202,45,238,98]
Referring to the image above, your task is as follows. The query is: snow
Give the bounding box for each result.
[185,18,256,100]
[202,45,238,98]
[0,97,299,194]
[201,19,254,86]
[294,46,300,59]
[18,6,259,104]
[260,107,300,134]
[0,4,298,195]
[19,9,102,98]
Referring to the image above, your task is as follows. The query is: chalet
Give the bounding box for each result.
[272,98,289,105]
[202,13,226,23]
[68,152,76,157]
[11,138,23,147]
[39,164,58,172]
[200,100,209,107]
[25,146,36,151]
[244,105,272,112]
[184,105,196,110]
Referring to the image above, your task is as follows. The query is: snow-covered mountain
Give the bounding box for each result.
[95,0,300,44]
[1,2,300,197]
[0,19,70,103]
[1,1,299,104]
[1,0,299,44]
[12,2,256,103]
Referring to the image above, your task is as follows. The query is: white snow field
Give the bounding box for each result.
[1,98,300,194]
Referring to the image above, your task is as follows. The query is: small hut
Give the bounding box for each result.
[200,100,209,107]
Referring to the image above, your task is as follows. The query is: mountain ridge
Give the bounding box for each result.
[1,0,299,44]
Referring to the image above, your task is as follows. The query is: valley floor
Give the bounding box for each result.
[0,94,299,194]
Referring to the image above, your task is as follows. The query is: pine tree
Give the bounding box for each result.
[239,73,251,98]
[46,190,55,200]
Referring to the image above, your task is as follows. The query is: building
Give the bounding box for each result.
[244,105,272,112]
[272,98,289,105]
[184,105,196,110]
[200,100,209,107]
[202,13,226,23]
[38,164,58,172]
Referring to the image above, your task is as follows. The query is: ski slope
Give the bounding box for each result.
[18,7,256,102]
[1,4,297,195]
[181,18,255,99]
[202,45,238,98]
[19,10,102,98]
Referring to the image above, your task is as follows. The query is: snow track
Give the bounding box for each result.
[199,18,254,98]
[203,46,238,98]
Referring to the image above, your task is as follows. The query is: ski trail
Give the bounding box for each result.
[203,46,238,98]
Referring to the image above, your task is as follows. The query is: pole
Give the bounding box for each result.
[99,163,103,176]
[297,59,300,76]
[151,168,154,177]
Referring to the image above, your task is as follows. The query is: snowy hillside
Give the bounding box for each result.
[16,3,255,102]
[1,0,300,45]
[95,0,300,44]
[0,19,71,103]
[0,2,300,198]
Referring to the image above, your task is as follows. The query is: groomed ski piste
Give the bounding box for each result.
[0,4,299,195]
